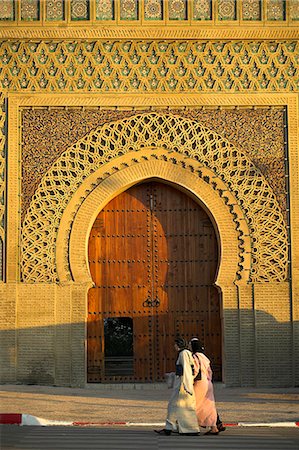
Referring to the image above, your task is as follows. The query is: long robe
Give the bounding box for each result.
[165,349,199,434]
[193,352,217,427]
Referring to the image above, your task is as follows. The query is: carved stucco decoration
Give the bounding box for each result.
[20,112,288,283]
[0,40,298,93]
[21,107,286,222]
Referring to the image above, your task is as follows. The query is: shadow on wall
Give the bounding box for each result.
[0,309,297,388]
[228,309,296,387]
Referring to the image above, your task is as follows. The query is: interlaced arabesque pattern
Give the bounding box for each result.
[21,113,288,283]
[0,93,5,280]
[1,40,298,92]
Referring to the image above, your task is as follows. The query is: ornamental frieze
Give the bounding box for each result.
[0,40,298,93]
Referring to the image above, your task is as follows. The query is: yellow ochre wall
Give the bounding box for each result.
[0,0,298,387]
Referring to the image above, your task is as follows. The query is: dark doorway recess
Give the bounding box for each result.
[87,181,221,383]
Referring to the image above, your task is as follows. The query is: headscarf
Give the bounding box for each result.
[175,336,188,350]
[190,337,205,354]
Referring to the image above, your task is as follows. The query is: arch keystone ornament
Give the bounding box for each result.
[21,112,288,286]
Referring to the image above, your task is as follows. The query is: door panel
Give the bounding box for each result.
[88,185,154,382]
[87,181,221,382]
[152,183,220,380]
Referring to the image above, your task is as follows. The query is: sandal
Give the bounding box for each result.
[205,430,219,435]
[217,424,226,433]
[154,429,172,435]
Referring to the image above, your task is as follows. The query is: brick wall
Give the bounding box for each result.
[254,282,292,387]
[0,280,296,387]
[0,284,17,382]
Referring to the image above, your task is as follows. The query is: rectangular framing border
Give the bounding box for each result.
[6,92,299,286]
[4,92,299,386]
[0,26,299,40]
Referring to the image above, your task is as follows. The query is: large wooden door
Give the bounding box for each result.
[87,181,221,383]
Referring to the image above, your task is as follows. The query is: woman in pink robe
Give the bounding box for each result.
[190,338,219,435]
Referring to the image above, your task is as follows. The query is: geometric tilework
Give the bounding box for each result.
[144,0,163,20]
[290,0,299,20]
[242,0,261,21]
[20,113,288,283]
[168,0,187,20]
[1,0,297,22]
[0,0,299,25]
[20,0,40,21]
[0,0,15,20]
[70,0,89,20]
[120,0,138,20]
[218,0,237,20]
[267,0,285,21]
[96,0,114,20]
[46,0,65,21]
[0,40,298,93]
[193,0,212,21]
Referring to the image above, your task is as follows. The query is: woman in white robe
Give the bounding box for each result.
[155,337,200,435]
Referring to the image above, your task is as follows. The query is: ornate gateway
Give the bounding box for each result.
[0,0,298,388]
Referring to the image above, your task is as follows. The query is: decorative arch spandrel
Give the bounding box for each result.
[20,112,288,284]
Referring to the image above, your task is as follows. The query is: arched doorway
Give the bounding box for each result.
[87,181,221,383]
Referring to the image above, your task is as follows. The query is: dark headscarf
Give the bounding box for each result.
[190,337,204,354]
[175,336,188,350]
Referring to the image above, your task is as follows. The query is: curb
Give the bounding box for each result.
[1,415,299,428]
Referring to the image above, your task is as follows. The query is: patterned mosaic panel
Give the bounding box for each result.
[0,0,14,20]
[144,0,163,20]
[21,0,39,20]
[290,0,299,20]
[120,0,138,20]
[266,0,285,21]
[0,41,298,93]
[20,113,288,283]
[218,0,237,20]
[193,0,212,20]
[168,0,187,20]
[96,0,114,20]
[46,0,65,21]
[20,108,286,222]
[70,0,89,20]
[0,0,297,22]
[242,0,261,20]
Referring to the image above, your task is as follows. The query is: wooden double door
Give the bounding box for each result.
[87,181,221,383]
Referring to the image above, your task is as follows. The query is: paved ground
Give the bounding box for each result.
[0,383,298,424]
[1,426,299,450]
